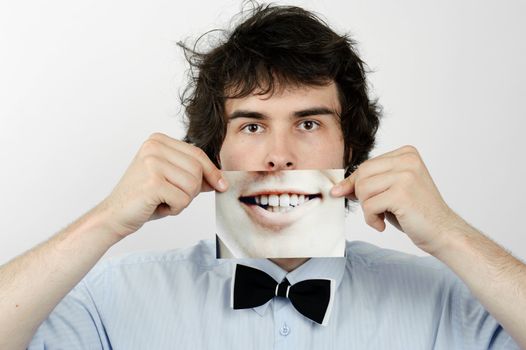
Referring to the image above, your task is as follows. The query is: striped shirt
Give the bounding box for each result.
[28,239,519,349]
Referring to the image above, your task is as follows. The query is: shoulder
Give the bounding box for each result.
[344,240,457,283]
[343,241,520,348]
[83,239,227,284]
[105,238,219,267]
[345,239,444,268]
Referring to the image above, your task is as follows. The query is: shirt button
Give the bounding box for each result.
[279,323,290,336]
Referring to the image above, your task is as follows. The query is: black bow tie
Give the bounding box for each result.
[231,264,334,326]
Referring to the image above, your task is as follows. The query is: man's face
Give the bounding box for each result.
[218,81,347,259]
[220,81,345,171]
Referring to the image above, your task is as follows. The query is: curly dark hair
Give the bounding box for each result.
[178,2,382,205]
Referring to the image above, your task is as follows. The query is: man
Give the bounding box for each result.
[0,4,524,349]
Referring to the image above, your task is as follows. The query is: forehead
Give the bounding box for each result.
[224,81,341,116]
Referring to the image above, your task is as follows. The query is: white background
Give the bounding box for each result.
[1,0,525,265]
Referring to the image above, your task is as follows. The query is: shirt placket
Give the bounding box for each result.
[273,296,299,349]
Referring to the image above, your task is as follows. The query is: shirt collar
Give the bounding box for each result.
[233,253,347,318]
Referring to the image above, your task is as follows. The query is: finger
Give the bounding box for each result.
[331,158,392,198]
[152,183,192,219]
[368,212,386,232]
[357,146,418,179]
[148,133,228,192]
[361,190,395,232]
[143,140,212,193]
[331,170,357,197]
[331,147,416,197]
[200,179,215,192]
[353,171,395,203]
[182,146,227,193]
[150,156,202,199]
[372,145,417,160]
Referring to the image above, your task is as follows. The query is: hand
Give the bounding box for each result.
[96,132,228,239]
[331,145,460,255]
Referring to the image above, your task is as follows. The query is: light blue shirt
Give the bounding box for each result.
[29,239,519,349]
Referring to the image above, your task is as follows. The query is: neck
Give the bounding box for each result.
[216,236,310,271]
[269,257,309,272]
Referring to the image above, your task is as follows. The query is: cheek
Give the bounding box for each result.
[298,135,345,169]
[219,137,262,170]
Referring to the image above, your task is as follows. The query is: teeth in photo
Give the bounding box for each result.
[279,194,290,207]
[290,194,298,206]
[251,192,317,211]
[279,206,287,213]
[268,194,279,206]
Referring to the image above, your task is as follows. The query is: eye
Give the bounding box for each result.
[241,123,264,134]
[298,120,320,131]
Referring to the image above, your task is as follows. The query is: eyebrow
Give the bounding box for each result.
[228,107,337,121]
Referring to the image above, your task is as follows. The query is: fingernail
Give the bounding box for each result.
[217,178,227,191]
[331,184,342,196]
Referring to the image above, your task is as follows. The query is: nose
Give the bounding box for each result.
[263,133,296,171]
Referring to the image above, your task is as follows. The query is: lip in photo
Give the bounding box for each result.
[216,169,345,258]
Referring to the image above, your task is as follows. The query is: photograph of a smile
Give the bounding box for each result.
[216,169,345,258]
